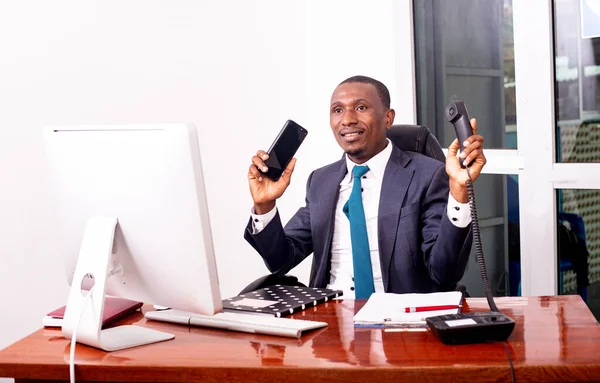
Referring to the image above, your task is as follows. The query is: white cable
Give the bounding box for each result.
[69,286,96,383]
[70,270,116,382]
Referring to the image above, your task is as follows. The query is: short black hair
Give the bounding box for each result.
[339,75,391,109]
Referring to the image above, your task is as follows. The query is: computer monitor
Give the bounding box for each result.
[43,123,222,351]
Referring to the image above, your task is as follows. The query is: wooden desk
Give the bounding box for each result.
[1,296,599,383]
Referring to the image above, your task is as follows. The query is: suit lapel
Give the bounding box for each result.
[378,146,414,291]
[315,158,348,285]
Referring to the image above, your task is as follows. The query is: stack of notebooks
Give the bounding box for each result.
[353,291,463,328]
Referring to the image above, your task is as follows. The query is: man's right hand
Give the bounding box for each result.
[248,150,297,215]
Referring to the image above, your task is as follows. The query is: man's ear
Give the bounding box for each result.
[385,109,396,129]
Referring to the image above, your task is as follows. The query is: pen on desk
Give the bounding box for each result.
[382,320,427,329]
[404,305,460,313]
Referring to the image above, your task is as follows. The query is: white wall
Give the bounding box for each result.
[0,0,405,353]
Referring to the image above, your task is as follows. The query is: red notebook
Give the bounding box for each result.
[43,297,143,328]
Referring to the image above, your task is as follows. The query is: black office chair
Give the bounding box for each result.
[240,124,452,295]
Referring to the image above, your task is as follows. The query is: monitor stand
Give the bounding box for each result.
[61,216,174,352]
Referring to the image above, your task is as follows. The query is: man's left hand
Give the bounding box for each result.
[446,118,486,203]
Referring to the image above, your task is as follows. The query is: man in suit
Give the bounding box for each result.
[245,75,486,298]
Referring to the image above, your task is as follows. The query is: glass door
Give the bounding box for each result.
[512,0,599,320]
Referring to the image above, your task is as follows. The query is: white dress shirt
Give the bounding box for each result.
[251,140,471,298]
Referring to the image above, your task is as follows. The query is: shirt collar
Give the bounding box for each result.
[341,138,393,184]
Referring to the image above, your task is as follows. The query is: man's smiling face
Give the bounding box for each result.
[329,82,394,164]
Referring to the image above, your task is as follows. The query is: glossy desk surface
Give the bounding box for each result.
[1,296,599,383]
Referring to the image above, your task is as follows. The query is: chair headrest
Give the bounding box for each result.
[386,124,446,162]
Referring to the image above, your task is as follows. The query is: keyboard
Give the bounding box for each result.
[145,309,328,338]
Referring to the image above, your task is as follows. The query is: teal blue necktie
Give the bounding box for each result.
[343,165,375,299]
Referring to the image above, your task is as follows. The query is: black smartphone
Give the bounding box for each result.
[262,120,308,181]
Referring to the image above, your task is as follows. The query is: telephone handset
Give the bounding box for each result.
[445,101,474,167]
[426,101,516,345]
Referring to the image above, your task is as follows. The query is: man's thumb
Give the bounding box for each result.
[281,158,297,183]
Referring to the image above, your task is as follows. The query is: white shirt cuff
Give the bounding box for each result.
[447,192,472,228]
[250,206,278,234]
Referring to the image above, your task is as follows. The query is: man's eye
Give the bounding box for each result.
[357,105,366,111]
[333,108,342,114]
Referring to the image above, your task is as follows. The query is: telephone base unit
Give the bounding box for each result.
[426,311,515,345]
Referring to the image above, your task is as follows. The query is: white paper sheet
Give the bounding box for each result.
[353,291,463,325]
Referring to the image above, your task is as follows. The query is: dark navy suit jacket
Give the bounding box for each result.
[244,145,473,293]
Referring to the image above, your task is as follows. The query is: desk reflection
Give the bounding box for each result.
[249,341,286,366]
[311,300,387,366]
[310,299,514,367]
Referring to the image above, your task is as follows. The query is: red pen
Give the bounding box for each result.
[404,305,459,313]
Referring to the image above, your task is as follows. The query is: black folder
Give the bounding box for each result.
[222,285,343,317]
